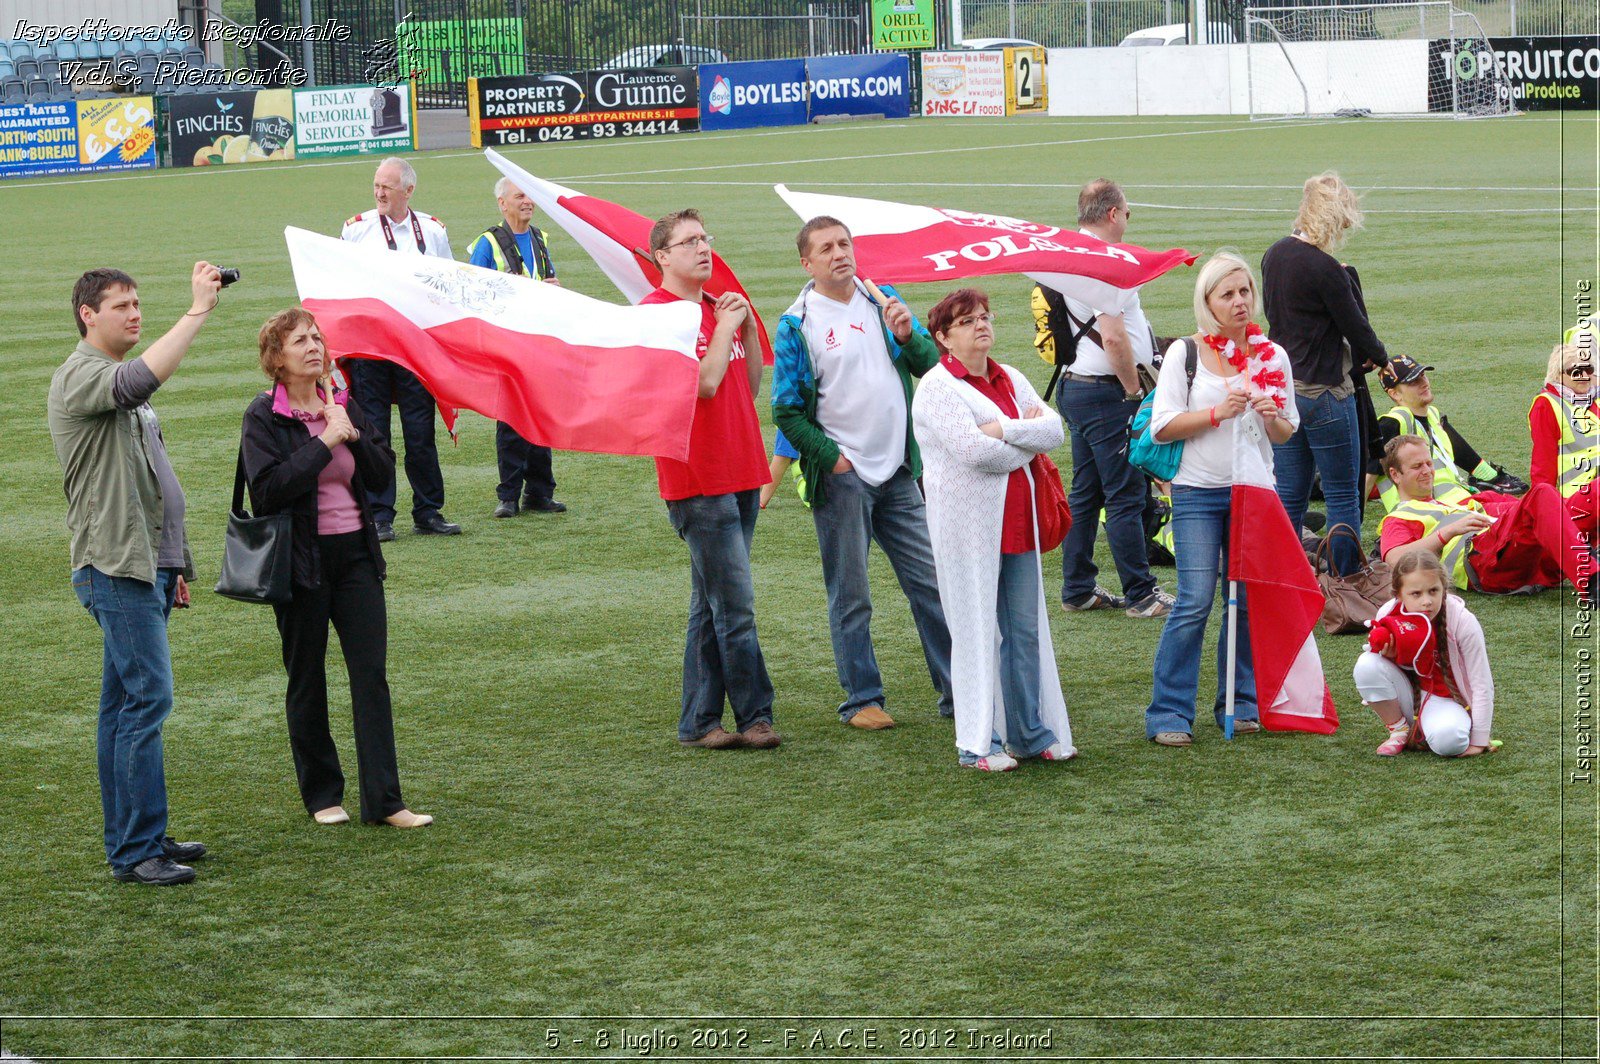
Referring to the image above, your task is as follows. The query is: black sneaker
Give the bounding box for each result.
[522,496,567,514]
[375,521,396,543]
[113,856,196,885]
[160,836,207,862]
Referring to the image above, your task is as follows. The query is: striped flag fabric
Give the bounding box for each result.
[772,184,1195,311]
[483,148,775,364]
[284,225,704,461]
[1229,426,1340,735]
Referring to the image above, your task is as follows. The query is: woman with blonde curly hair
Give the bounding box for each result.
[1261,171,1392,576]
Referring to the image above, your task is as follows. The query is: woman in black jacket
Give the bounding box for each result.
[1261,172,1390,576]
[241,308,432,828]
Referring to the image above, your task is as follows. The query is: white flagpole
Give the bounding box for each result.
[1224,579,1238,740]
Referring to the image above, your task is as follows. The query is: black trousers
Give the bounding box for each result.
[495,421,556,503]
[346,359,444,523]
[272,531,405,822]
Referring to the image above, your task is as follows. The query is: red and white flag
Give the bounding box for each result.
[1228,408,1339,735]
[483,148,775,364]
[773,185,1194,311]
[284,226,704,461]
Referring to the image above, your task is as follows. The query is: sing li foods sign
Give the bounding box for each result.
[293,84,414,157]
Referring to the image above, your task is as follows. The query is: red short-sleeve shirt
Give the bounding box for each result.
[641,288,770,501]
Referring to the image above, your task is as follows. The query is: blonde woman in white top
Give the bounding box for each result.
[1143,252,1301,746]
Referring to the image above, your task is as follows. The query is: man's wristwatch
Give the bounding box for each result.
[1124,386,1145,402]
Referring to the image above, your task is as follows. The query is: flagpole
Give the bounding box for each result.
[1224,579,1238,741]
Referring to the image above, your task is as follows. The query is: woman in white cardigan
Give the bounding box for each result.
[912,288,1076,772]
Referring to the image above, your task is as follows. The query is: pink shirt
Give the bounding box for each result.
[274,383,364,535]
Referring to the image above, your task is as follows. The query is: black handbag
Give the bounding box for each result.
[214,448,293,605]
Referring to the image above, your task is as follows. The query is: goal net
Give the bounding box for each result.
[1245,2,1515,119]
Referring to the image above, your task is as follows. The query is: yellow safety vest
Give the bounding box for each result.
[1531,392,1599,498]
[1377,406,1471,511]
[1383,498,1481,589]
[476,225,554,280]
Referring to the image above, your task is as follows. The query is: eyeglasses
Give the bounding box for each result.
[663,233,715,252]
[1567,364,1595,379]
[953,312,996,329]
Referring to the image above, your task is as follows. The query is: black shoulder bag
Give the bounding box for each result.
[214,448,293,605]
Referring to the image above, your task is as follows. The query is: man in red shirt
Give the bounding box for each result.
[1378,435,1592,603]
[641,209,779,750]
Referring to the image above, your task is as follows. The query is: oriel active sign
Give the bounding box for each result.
[872,0,936,51]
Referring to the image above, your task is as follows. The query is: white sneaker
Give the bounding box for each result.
[1039,742,1077,761]
[963,752,1019,772]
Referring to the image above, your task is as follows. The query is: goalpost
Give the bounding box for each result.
[1245,1,1516,119]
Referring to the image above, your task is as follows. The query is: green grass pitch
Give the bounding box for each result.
[1,113,1596,1060]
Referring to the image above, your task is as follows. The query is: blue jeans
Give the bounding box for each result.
[1058,379,1156,604]
[811,466,954,721]
[72,566,179,872]
[1272,390,1362,575]
[666,490,775,741]
[960,553,1058,761]
[1144,487,1259,737]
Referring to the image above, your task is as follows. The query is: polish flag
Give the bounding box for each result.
[483,148,775,365]
[773,185,1194,312]
[284,226,703,461]
[1230,430,1339,735]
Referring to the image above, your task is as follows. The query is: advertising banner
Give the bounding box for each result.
[806,53,911,119]
[471,67,699,145]
[921,50,1007,116]
[1004,46,1048,113]
[294,84,416,157]
[871,0,936,51]
[167,89,297,167]
[400,18,525,84]
[701,59,809,131]
[76,96,157,172]
[0,101,79,178]
[1429,34,1600,110]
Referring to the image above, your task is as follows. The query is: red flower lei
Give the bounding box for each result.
[1202,323,1287,410]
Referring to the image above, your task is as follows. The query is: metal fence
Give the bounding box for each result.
[958,0,1194,47]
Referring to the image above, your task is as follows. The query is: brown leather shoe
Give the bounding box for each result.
[848,705,896,730]
[680,726,746,749]
[740,721,782,749]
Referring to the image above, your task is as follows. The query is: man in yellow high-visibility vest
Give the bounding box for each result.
[1379,435,1592,604]
[1369,355,1527,511]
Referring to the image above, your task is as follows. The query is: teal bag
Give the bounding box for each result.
[1127,337,1198,481]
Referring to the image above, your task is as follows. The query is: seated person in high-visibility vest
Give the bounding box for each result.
[1369,355,1527,511]
[1529,342,1598,537]
[1378,434,1593,604]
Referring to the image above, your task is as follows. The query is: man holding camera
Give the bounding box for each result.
[48,262,221,885]
[341,157,460,540]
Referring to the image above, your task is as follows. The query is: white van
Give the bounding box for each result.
[1118,22,1236,46]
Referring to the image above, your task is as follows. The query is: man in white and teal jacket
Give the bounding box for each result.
[772,216,953,730]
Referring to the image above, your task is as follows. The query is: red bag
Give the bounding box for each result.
[1031,452,1072,553]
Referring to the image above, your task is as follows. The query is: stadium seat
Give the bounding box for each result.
[0,59,12,79]
[38,56,60,82]
[55,41,79,60]
[24,77,51,99]
[48,83,76,102]
[0,76,24,103]
[181,47,206,69]
[15,56,39,80]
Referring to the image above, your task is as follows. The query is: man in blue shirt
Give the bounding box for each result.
[466,178,566,516]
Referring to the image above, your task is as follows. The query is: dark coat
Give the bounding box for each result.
[240,387,395,589]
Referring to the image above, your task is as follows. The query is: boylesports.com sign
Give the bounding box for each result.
[700,54,911,131]
[1430,34,1600,110]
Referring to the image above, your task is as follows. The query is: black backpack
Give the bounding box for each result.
[1031,282,1096,403]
